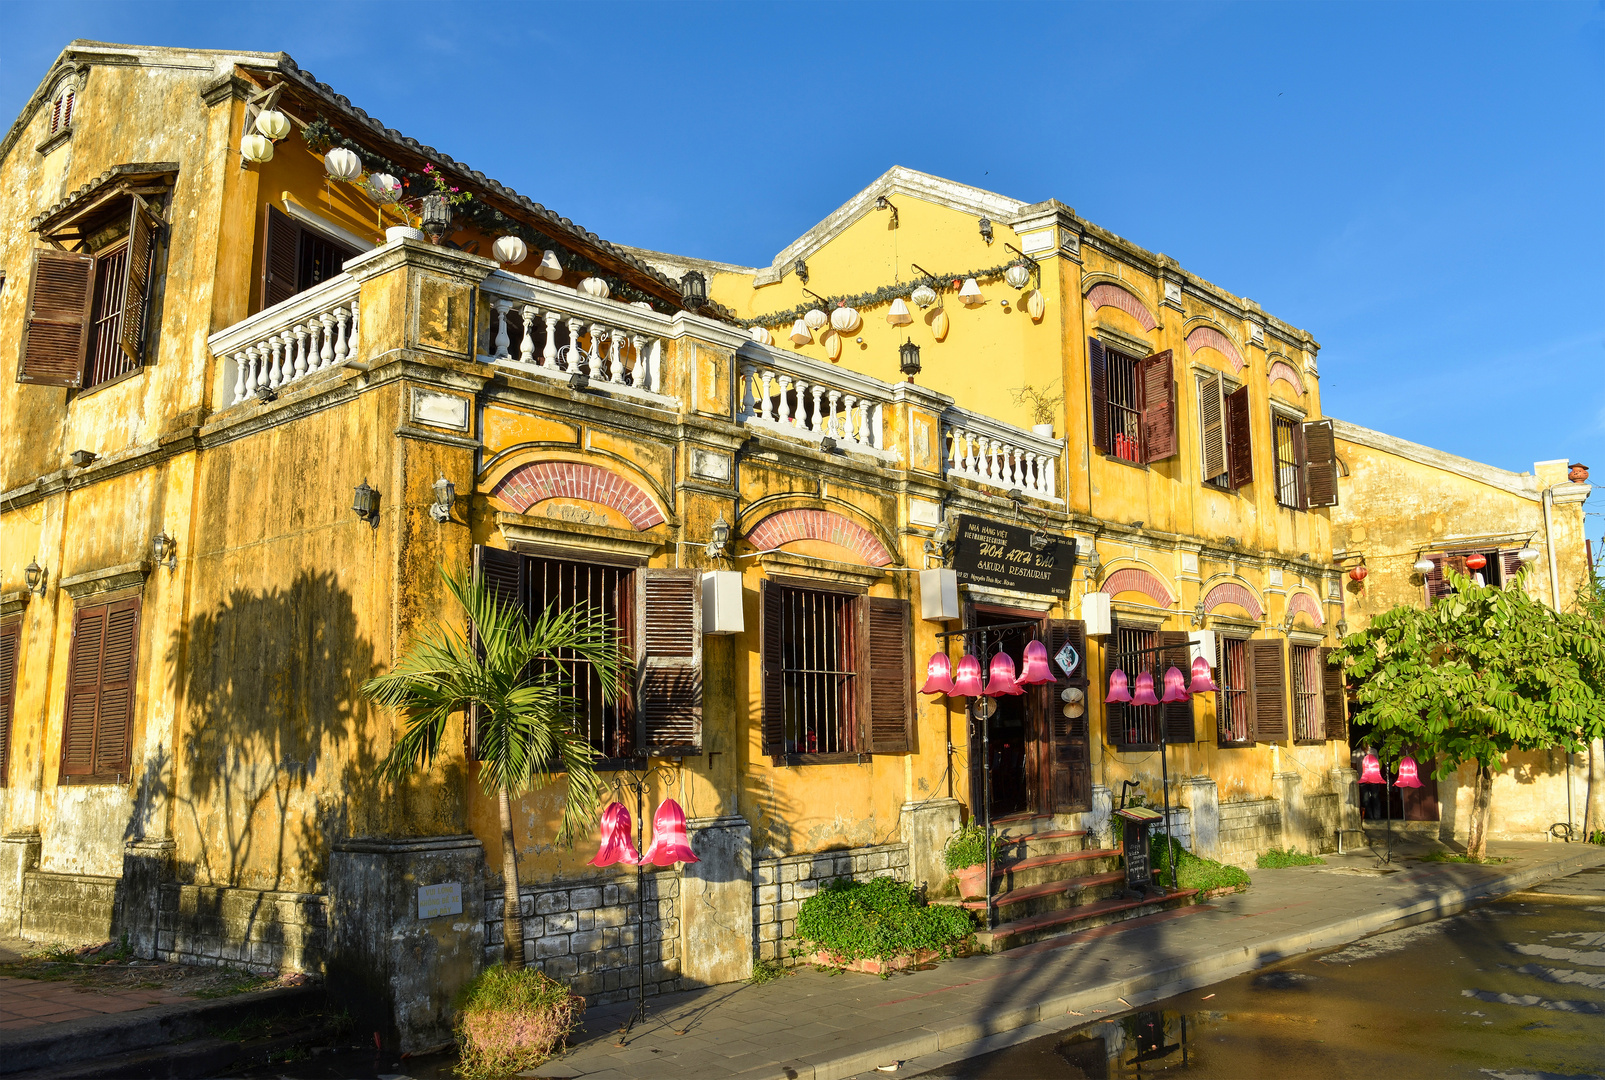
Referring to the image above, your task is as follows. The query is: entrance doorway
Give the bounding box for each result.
[967,606,1041,819]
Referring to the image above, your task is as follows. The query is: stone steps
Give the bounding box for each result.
[973,887,1198,952]
[990,848,1122,893]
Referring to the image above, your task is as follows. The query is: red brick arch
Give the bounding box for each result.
[1185,326,1246,373]
[1289,593,1325,626]
[1085,283,1157,331]
[1268,360,1306,396]
[1202,581,1264,620]
[746,509,894,567]
[491,461,666,529]
[1102,567,1174,608]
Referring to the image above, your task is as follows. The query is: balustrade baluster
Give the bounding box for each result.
[825,391,841,439]
[264,335,281,388]
[518,305,537,365]
[233,351,248,402]
[492,299,512,358]
[347,300,359,361]
[1012,447,1024,487]
[841,395,858,442]
[334,307,351,363]
[792,380,810,429]
[584,323,603,379]
[317,313,335,367]
[629,334,646,389]
[738,363,756,418]
[776,376,792,424]
[543,313,561,368]
[564,318,584,372]
[291,325,309,379]
[608,332,625,384]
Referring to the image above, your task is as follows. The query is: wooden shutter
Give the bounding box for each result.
[1500,550,1524,587]
[1226,385,1253,488]
[1139,349,1178,463]
[262,206,300,311]
[1292,420,1308,509]
[866,597,913,754]
[18,248,94,386]
[1159,630,1195,744]
[1302,420,1339,508]
[468,546,526,756]
[760,579,787,756]
[93,598,140,777]
[1089,337,1109,453]
[636,568,702,755]
[1423,555,1464,605]
[1047,619,1090,813]
[1320,646,1346,741]
[62,605,106,777]
[118,196,160,364]
[0,621,18,785]
[1102,613,1124,746]
[1199,372,1226,481]
[1246,638,1286,742]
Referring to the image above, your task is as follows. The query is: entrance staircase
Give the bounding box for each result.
[958,816,1196,952]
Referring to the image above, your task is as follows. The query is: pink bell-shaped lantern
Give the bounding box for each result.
[983,652,1024,697]
[1395,756,1423,788]
[952,655,985,697]
[589,801,642,867]
[1160,666,1191,704]
[1132,671,1160,707]
[1017,639,1057,686]
[1189,656,1219,694]
[1358,753,1384,784]
[641,798,700,866]
[1106,669,1133,704]
[920,652,956,695]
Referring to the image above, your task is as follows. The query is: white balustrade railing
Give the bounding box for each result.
[479,271,669,399]
[736,342,892,457]
[209,275,361,405]
[942,408,1061,501]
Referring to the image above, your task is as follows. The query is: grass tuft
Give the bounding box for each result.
[749,959,792,985]
[1257,848,1327,869]
[796,877,975,965]
[1419,851,1511,865]
[1153,837,1251,894]
[454,965,582,1080]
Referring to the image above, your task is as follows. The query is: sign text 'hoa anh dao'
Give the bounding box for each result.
[951,516,1076,597]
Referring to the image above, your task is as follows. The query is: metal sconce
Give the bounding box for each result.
[874,195,899,227]
[352,479,380,525]
[420,195,453,243]
[925,512,953,557]
[1336,619,1350,637]
[71,449,98,468]
[899,338,921,380]
[793,258,808,284]
[151,532,177,571]
[679,270,707,312]
[430,475,456,524]
[1029,529,1050,552]
[24,560,47,596]
[978,217,994,244]
[705,513,731,559]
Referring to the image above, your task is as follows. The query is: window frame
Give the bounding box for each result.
[768,579,864,763]
[1106,345,1145,464]
[0,619,19,786]
[1215,633,1253,747]
[526,554,637,767]
[1195,368,1240,491]
[59,594,141,785]
[1270,408,1305,509]
[1108,623,1161,752]
[1290,643,1324,743]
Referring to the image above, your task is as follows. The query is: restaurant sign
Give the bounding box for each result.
[951,515,1076,596]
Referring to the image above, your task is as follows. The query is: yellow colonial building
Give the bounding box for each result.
[2,41,1356,1047]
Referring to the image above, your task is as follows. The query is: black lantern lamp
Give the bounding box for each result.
[680,270,707,312]
[24,560,47,596]
[430,475,456,524]
[352,479,380,525]
[420,195,453,243]
[978,216,994,244]
[151,532,177,571]
[704,513,731,559]
[793,258,808,284]
[899,338,921,381]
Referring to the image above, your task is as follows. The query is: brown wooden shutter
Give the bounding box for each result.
[1199,372,1226,480]
[1159,630,1195,744]
[866,597,913,754]
[1500,550,1524,587]
[1047,619,1090,812]
[1320,646,1346,741]
[760,579,786,756]
[1139,349,1178,463]
[118,196,160,365]
[1102,613,1124,746]
[635,569,702,755]
[262,206,300,311]
[18,248,94,386]
[1292,420,1308,509]
[61,605,105,777]
[468,545,526,756]
[0,621,18,785]
[1226,385,1253,488]
[1089,337,1109,453]
[93,598,140,778]
[1246,638,1286,742]
[1302,420,1339,507]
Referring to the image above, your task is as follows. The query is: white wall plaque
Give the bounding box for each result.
[1019,230,1054,255]
[411,389,470,432]
[908,498,942,529]
[418,882,463,919]
[691,448,732,483]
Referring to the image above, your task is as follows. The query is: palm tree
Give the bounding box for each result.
[364,568,626,967]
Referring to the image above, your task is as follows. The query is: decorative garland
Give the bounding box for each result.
[737,261,1028,329]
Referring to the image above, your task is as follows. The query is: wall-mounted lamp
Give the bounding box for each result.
[24,560,47,596]
[71,449,98,468]
[1335,619,1350,637]
[705,513,731,559]
[256,383,278,403]
[793,258,808,284]
[680,269,707,311]
[151,532,177,571]
[899,338,921,381]
[352,479,380,526]
[874,195,899,227]
[430,475,456,524]
[978,217,994,245]
[819,436,839,455]
[1029,530,1050,552]
[568,370,590,392]
[1082,545,1102,577]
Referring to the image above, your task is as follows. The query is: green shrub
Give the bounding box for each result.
[1257,848,1326,868]
[942,824,999,872]
[796,877,976,964]
[455,965,582,1079]
[1153,837,1250,894]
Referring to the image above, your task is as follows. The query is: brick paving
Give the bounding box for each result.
[0,975,189,1030]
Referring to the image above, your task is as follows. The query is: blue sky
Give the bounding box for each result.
[5,1,1601,550]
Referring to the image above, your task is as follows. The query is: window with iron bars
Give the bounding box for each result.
[777,584,858,756]
[1216,636,1251,745]
[1291,644,1322,742]
[1113,625,1160,748]
[528,556,634,762]
[1273,413,1301,508]
[86,242,139,390]
[1107,346,1143,463]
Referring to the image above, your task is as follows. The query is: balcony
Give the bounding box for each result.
[736,342,895,461]
[210,273,361,405]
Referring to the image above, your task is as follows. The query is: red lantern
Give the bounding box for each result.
[1465,553,1487,571]
[1396,756,1424,789]
[1016,640,1057,686]
[1358,754,1384,784]
[983,653,1023,697]
[589,802,642,867]
[641,798,699,866]
[1349,565,1368,582]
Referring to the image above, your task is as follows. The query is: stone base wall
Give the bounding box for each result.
[1304,792,1341,852]
[486,869,681,1007]
[20,871,118,945]
[1217,799,1283,867]
[754,841,910,963]
[156,884,328,972]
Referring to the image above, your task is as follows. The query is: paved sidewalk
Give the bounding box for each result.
[542,840,1605,1080]
[0,977,190,1030]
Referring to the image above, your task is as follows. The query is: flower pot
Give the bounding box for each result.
[386,226,425,244]
[954,863,988,899]
[1033,423,1055,438]
[1569,463,1589,483]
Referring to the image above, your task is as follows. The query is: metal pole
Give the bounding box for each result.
[980,628,994,932]
[1384,762,1392,864]
[1159,728,1176,893]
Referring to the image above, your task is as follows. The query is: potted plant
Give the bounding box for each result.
[375,164,472,245]
[1010,382,1063,439]
[943,823,997,899]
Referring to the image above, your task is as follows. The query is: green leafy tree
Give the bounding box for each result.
[364,569,626,967]
[1334,569,1605,859]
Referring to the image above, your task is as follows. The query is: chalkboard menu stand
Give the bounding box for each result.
[1115,806,1164,900]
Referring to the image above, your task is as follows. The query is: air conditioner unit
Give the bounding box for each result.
[920,569,959,622]
[1081,591,1111,636]
[702,571,744,634]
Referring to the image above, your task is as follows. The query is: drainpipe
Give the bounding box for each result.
[1542,485,1579,838]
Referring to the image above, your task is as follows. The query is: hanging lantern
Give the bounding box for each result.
[420,194,453,240]
[749,325,773,346]
[1189,656,1219,694]
[1413,556,1437,574]
[324,147,363,181]
[886,298,912,326]
[1464,552,1487,571]
[578,276,611,299]
[537,249,565,280]
[1017,640,1057,686]
[1160,667,1191,704]
[240,133,274,163]
[930,308,950,342]
[830,304,861,333]
[1025,289,1046,321]
[589,802,641,867]
[367,173,402,204]
[823,329,842,361]
[1106,669,1133,704]
[641,799,700,866]
[899,338,921,379]
[920,652,956,695]
[1516,546,1540,564]
[983,653,1023,697]
[804,308,829,331]
[492,236,528,266]
[958,278,985,306]
[789,319,812,346]
[1132,671,1160,707]
[911,284,937,309]
[1358,753,1385,784]
[254,109,291,140]
[952,655,985,697]
[1004,262,1031,289]
[1395,756,1424,788]
[1349,565,1368,582]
